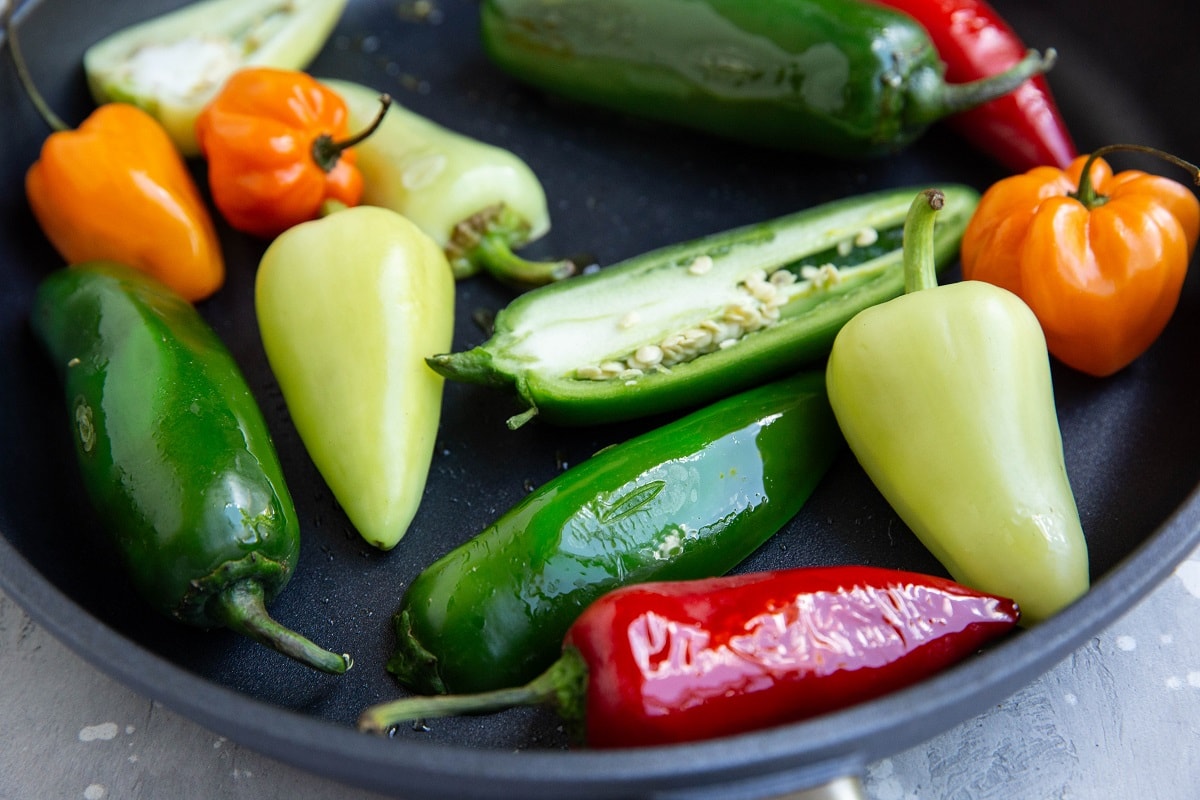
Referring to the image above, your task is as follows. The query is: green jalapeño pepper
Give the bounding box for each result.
[429,184,979,428]
[31,262,349,674]
[826,189,1090,624]
[479,0,1055,157]
[322,78,571,287]
[387,370,840,695]
[256,205,455,551]
[84,0,349,156]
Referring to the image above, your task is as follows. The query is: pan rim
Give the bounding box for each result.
[3,486,1197,797]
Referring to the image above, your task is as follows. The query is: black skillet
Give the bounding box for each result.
[3,0,1199,797]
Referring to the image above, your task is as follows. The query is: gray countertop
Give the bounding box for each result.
[3,546,1199,800]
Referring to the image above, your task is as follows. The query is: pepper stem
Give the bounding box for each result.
[472,235,578,287]
[358,650,589,743]
[426,348,511,386]
[446,204,576,287]
[210,580,351,675]
[312,93,392,174]
[4,2,70,132]
[1071,143,1200,208]
[902,188,944,295]
[920,49,1055,120]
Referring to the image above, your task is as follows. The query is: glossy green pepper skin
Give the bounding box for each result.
[31,262,349,674]
[429,184,978,428]
[388,370,841,695]
[85,0,349,156]
[479,0,1053,157]
[826,190,1089,624]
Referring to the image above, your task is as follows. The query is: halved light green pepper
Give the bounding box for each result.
[323,78,570,287]
[85,0,348,156]
[428,184,979,428]
[256,205,454,551]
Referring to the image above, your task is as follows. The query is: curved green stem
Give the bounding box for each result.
[471,235,578,288]
[358,651,588,741]
[926,48,1055,118]
[359,680,550,734]
[211,580,351,675]
[902,188,944,295]
[5,1,70,132]
[312,93,392,174]
[1072,143,1200,208]
[446,203,575,287]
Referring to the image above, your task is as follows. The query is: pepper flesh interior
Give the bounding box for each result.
[502,213,905,382]
[94,2,299,106]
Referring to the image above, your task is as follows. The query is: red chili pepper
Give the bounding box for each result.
[870,0,1077,171]
[357,566,1019,747]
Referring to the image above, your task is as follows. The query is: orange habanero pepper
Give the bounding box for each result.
[195,68,388,239]
[961,144,1200,377]
[9,9,224,303]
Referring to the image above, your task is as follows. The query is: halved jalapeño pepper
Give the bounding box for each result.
[429,184,979,427]
[388,371,841,695]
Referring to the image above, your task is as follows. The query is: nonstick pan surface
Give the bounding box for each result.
[3,1,1199,797]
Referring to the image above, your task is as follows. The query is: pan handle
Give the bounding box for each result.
[775,776,867,800]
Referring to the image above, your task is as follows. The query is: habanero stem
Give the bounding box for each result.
[313,92,392,174]
[1072,143,1200,207]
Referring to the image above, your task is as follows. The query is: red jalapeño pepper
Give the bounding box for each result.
[358,566,1019,747]
[870,0,1077,171]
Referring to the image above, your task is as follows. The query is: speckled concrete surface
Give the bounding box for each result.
[3,547,1199,800]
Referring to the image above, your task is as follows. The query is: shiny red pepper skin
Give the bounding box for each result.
[871,0,1077,171]
[567,566,1019,747]
[358,566,1019,746]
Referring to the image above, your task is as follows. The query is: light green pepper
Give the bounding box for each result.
[255,205,455,551]
[825,188,1089,624]
[322,77,570,287]
[84,0,348,156]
